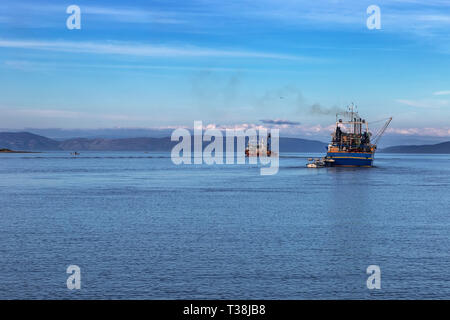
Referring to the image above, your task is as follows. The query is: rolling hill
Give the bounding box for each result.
[0,132,327,152]
[0,132,62,151]
[381,141,450,154]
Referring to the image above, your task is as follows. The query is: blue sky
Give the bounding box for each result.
[0,0,449,139]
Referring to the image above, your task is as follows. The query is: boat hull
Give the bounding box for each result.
[326,152,374,167]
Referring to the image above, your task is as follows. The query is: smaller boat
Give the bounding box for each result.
[306,157,334,168]
[307,158,325,168]
[70,151,80,156]
[307,162,322,168]
[245,133,274,157]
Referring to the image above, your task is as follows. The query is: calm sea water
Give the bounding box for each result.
[0,152,449,299]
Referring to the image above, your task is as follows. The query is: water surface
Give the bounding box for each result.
[0,152,449,299]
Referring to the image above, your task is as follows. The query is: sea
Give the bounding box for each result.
[0,152,449,299]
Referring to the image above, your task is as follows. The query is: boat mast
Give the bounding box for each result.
[349,103,354,134]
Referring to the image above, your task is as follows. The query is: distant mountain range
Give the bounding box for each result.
[1,132,449,153]
[0,132,328,152]
[381,141,450,154]
[0,132,61,150]
[3,128,448,147]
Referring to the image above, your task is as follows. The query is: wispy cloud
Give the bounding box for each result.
[433,90,450,95]
[387,127,450,137]
[0,39,311,60]
[189,122,334,136]
[3,108,450,138]
[194,122,450,138]
[260,119,301,125]
[1,59,261,73]
[416,14,450,23]
[1,108,154,122]
[3,60,36,71]
[3,1,449,36]
[235,0,450,30]
[84,6,184,24]
[0,3,185,25]
[396,98,450,108]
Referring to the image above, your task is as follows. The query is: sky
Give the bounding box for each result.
[0,0,449,141]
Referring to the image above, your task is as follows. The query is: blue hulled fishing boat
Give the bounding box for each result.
[309,104,392,168]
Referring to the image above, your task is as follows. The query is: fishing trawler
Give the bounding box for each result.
[308,104,392,167]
